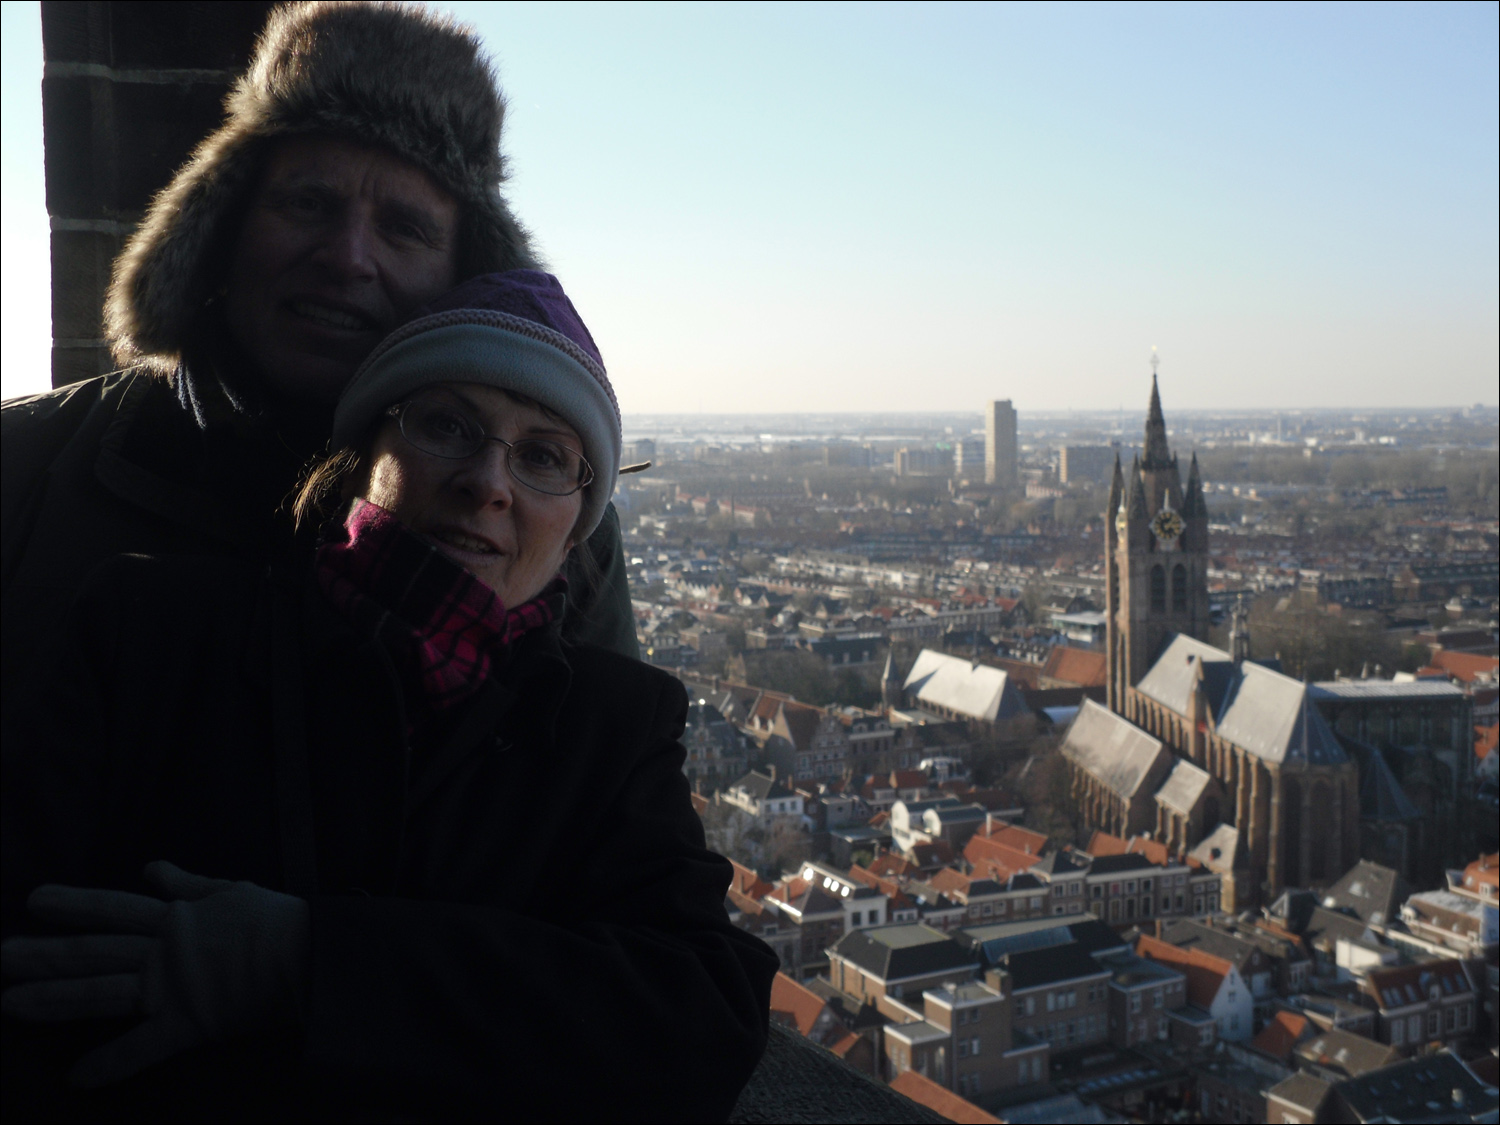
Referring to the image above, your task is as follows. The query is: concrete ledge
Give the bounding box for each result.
[730,1023,946,1124]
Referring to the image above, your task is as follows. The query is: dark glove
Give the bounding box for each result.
[1,861,310,1087]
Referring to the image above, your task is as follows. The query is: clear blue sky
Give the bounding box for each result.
[4,1,1497,411]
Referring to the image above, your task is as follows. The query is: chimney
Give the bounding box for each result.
[984,967,1012,998]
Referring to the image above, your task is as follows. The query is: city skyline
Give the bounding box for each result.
[3,2,1497,409]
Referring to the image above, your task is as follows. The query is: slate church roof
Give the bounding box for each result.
[1155,758,1214,814]
[1216,662,1346,766]
[1137,634,1237,715]
[903,650,1030,722]
[1061,699,1171,800]
[1137,632,1347,767]
[1340,735,1423,821]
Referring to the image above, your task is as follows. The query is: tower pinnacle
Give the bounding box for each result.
[1143,372,1172,470]
[880,651,901,711]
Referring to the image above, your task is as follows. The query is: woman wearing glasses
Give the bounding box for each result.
[2,273,776,1123]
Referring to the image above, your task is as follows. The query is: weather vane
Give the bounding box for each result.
[1150,346,1160,377]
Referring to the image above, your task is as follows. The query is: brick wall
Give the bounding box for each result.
[41,1,276,386]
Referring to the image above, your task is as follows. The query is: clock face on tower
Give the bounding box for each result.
[1151,508,1184,543]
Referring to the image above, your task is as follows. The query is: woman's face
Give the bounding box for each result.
[361,383,585,606]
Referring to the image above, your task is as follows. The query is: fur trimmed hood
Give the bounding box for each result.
[105,1,538,375]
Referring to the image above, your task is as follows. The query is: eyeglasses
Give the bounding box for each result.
[388,397,594,497]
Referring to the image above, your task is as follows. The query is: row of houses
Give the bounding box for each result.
[745,851,1498,1123]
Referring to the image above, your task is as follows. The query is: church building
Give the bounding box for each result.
[1062,379,1360,909]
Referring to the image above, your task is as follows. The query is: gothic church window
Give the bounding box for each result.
[1308,782,1332,882]
[1172,564,1187,611]
[1283,777,1303,887]
[1150,566,1166,611]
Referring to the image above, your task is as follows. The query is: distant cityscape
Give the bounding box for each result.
[619,380,1499,1122]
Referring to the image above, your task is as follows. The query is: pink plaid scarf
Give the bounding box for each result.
[315,500,562,711]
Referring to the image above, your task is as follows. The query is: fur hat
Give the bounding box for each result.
[105,1,537,375]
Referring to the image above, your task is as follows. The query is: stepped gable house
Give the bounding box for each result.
[1063,379,1360,908]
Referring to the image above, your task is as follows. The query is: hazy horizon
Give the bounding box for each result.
[4,2,1497,410]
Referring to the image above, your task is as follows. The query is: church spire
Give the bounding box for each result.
[1184,452,1205,518]
[880,650,900,710]
[1182,452,1207,549]
[1127,455,1149,523]
[1106,453,1124,524]
[1143,374,1172,470]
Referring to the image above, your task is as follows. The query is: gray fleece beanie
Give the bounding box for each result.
[333,271,622,540]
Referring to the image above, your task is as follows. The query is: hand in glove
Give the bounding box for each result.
[1,861,310,1088]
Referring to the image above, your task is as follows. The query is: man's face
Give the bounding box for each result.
[224,135,461,401]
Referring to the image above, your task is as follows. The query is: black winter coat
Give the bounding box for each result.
[0,372,639,696]
[2,555,775,1123]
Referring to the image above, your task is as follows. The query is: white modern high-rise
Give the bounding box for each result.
[984,400,1017,487]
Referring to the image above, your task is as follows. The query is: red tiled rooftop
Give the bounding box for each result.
[727,888,770,916]
[1462,853,1499,892]
[1087,830,1129,857]
[1042,645,1109,688]
[1251,1010,1310,1061]
[1428,649,1500,684]
[867,853,915,878]
[964,835,1043,877]
[979,821,1047,855]
[927,868,972,896]
[1137,935,1231,1009]
[888,1071,1001,1124]
[730,860,775,900]
[847,864,902,898]
[770,972,830,1039]
[826,1029,862,1058]
[1086,830,1171,865]
[768,877,812,904]
[909,840,956,867]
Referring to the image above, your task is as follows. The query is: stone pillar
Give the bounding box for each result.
[1299,778,1314,889]
[1265,768,1280,897]
[41,1,276,387]
[1234,748,1248,828]
[1330,771,1345,882]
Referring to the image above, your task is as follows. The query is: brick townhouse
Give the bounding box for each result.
[1083,852,1220,925]
[1101,951,1189,1048]
[765,878,852,980]
[882,979,1048,1101]
[827,923,981,1007]
[1360,960,1478,1053]
[923,869,1054,927]
[1157,917,1284,1012]
[1136,935,1254,1041]
[957,917,1127,1053]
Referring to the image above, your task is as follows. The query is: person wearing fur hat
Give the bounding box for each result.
[1,270,776,1121]
[0,2,638,701]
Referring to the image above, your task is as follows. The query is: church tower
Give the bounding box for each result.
[1106,375,1211,713]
